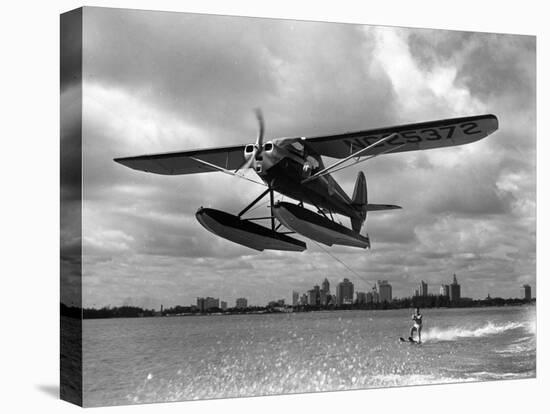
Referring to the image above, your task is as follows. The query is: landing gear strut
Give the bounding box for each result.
[238,186,278,231]
[196,187,306,252]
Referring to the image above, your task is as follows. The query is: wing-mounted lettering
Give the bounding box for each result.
[304,114,498,159]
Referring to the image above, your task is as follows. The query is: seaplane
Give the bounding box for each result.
[114,111,498,252]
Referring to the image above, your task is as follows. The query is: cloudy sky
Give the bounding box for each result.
[72,7,535,309]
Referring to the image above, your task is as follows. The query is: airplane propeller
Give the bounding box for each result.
[235,108,266,173]
[255,108,265,151]
[188,109,269,187]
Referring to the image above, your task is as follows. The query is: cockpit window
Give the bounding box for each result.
[306,155,320,172]
[291,141,305,155]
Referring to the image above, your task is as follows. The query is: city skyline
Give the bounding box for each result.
[91,270,537,309]
[105,275,534,310]
[74,9,536,309]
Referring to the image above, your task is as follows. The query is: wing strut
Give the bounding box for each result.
[189,157,267,186]
[302,133,403,183]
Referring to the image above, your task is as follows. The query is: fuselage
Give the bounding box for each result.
[248,138,360,220]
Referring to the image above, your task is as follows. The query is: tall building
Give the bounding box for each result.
[371,285,379,303]
[377,280,392,303]
[236,298,248,308]
[307,289,316,305]
[356,292,367,304]
[336,278,354,305]
[205,297,219,309]
[523,284,532,300]
[319,278,331,306]
[196,297,219,311]
[419,280,428,297]
[300,293,308,305]
[292,291,299,306]
[319,290,328,306]
[322,278,330,294]
[366,291,373,303]
[449,274,461,303]
[440,284,450,297]
[308,285,320,306]
[314,285,320,303]
[220,301,227,311]
[413,287,420,297]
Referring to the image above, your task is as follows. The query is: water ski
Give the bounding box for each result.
[400,336,419,344]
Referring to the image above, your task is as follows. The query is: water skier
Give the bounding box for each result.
[409,307,423,343]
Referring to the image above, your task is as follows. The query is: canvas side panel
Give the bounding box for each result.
[60,7,83,407]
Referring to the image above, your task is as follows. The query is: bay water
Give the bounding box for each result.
[82,306,536,406]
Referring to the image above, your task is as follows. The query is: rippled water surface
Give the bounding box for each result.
[82,306,536,406]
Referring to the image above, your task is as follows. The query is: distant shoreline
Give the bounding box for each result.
[61,298,535,320]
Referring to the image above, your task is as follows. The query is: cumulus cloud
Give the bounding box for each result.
[367,27,487,120]
[74,8,536,308]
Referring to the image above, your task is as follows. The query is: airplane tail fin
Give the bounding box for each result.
[350,172,402,232]
[350,171,368,233]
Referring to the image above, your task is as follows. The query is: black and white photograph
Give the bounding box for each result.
[58,3,537,409]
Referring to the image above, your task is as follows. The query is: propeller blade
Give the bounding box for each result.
[255,108,265,150]
[234,109,265,173]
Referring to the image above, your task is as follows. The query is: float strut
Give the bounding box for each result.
[238,188,271,218]
[269,186,275,231]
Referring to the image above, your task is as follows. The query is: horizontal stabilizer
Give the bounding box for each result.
[366,204,402,211]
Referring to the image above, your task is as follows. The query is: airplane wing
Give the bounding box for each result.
[114,144,246,175]
[115,114,498,175]
[302,114,498,158]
